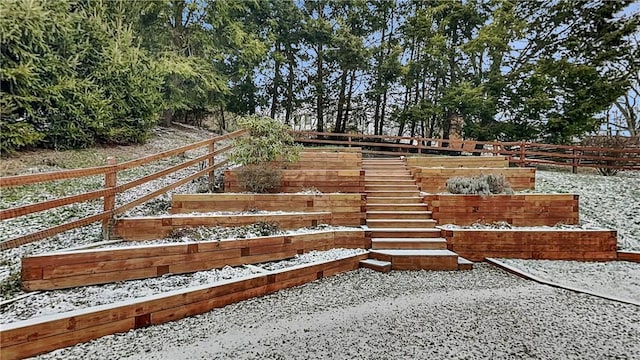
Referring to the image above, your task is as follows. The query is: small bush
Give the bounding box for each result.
[446,174,513,195]
[229,115,301,166]
[581,135,639,176]
[237,165,282,193]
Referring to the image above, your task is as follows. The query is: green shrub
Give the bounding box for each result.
[229,115,301,166]
[237,165,282,193]
[446,174,513,195]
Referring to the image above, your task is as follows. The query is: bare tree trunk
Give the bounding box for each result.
[270,41,282,119]
[334,69,348,133]
[285,51,295,126]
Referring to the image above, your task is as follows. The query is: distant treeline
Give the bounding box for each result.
[1,0,638,153]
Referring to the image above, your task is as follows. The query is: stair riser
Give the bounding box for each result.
[366,221,436,228]
[363,167,407,171]
[369,230,442,238]
[366,213,432,220]
[366,205,429,211]
[366,191,421,197]
[371,242,447,250]
[369,253,459,271]
[365,176,414,181]
[365,180,416,186]
[367,198,422,204]
[365,185,419,191]
[359,261,392,273]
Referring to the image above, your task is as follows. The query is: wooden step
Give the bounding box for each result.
[371,238,447,250]
[362,165,407,170]
[359,259,392,273]
[366,204,429,211]
[365,185,419,191]
[366,211,432,220]
[368,228,442,238]
[366,219,437,228]
[458,257,474,271]
[367,197,423,204]
[370,249,459,271]
[365,179,417,186]
[365,190,421,198]
[365,168,409,172]
[365,176,414,181]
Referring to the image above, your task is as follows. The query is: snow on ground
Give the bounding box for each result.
[2,143,640,359]
[533,169,640,250]
[33,264,640,360]
[497,259,640,304]
[0,249,365,324]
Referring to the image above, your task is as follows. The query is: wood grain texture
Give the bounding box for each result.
[224,169,365,193]
[2,254,368,360]
[412,167,535,192]
[423,194,579,226]
[21,230,367,290]
[171,194,365,226]
[442,229,617,261]
[112,212,334,241]
[405,156,509,168]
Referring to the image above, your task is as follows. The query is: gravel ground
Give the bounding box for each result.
[497,259,640,304]
[32,264,640,360]
[1,249,367,323]
[534,169,640,250]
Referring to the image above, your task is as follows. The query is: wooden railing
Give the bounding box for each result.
[0,130,247,250]
[292,131,640,172]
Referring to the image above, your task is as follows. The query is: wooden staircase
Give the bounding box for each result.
[359,157,473,272]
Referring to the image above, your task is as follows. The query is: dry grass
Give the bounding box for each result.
[0,125,215,176]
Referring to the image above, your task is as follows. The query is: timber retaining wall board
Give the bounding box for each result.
[21,230,368,290]
[171,194,365,226]
[423,194,579,226]
[113,212,334,241]
[224,169,365,193]
[617,251,640,262]
[411,167,535,192]
[442,228,617,261]
[284,151,362,170]
[2,254,369,360]
[405,156,509,168]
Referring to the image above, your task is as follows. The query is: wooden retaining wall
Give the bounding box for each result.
[224,169,365,193]
[423,194,579,226]
[617,251,640,262]
[411,167,535,192]
[21,230,368,291]
[284,151,362,170]
[405,156,509,168]
[2,254,369,360]
[171,194,365,226]
[442,228,617,261]
[113,212,333,241]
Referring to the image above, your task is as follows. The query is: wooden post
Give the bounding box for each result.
[519,141,526,167]
[348,136,352,148]
[572,148,578,174]
[208,140,215,189]
[417,137,423,154]
[102,157,117,240]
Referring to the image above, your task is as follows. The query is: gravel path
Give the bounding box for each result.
[35,264,640,360]
[497,259,640,304]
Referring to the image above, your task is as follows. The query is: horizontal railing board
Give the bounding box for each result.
[3,254,368,360]
[21,230,367,290]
